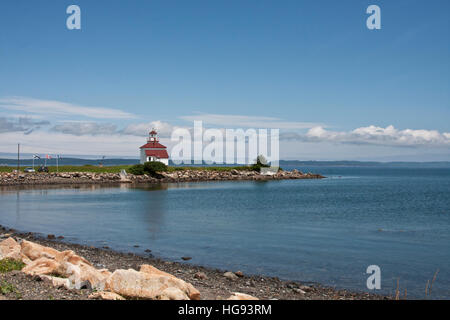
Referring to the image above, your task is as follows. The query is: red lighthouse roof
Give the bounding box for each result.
[140,129,167,149]
[145,149,169,159]
[140,141,167,149]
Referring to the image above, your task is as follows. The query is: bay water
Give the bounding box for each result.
[0,166,449,299]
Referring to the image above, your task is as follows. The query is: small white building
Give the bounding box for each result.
[139,129,169,165]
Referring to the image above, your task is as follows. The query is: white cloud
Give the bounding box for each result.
[1,123,449,158]
[0,131,144,156]
[0,97,136,119]
[1,98,448,159]
[51,121,118,136]
[0,117,50,134]
[179,113,322,129]
[122,120,182,137]
[281,125,450,147]
[42,119,182,138]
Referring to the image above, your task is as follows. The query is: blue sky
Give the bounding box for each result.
[0,0,449,161]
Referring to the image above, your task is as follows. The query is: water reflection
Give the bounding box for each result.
[138,184,169,239]
[2,172,448,299]
[15,190,20,225]
[0,181,238,194]
[0,183,121,193]
[0,180,257,196]
[0,183,176,241]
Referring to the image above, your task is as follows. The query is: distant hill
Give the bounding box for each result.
[1,158,449,168]
[279,160,450,168]
[0,157,140,167]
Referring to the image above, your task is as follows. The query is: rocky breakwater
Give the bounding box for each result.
[158,169,324,182]
[0,237,258,300]
[0,169,324,186]
[0,172,129,186]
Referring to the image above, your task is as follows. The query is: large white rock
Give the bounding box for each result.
[4,238,201,300]
[55,250,111,290]
[20,240,60,261]
[106,268,199,300]
[39,275,71,289]
[54,250,92,266]
[0,237,22,261]
[21,257,61,276]
[139,264,200,300]
[20,246,110,290]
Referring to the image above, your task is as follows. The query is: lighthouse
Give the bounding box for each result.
[139,129,169,165]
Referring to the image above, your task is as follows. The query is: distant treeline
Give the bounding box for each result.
[279,160,450,168]
[0,158,449,168]
[0,157,139,167]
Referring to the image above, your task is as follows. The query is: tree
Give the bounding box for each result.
[128,164,145,175]
[255,155,269,166]
[143,161,168,175]
[250,155,270,172]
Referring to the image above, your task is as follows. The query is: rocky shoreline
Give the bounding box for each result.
[0,169,324,186]
[0,227,388,300]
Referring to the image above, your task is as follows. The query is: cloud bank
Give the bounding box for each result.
[0,117,50,134]
[51,121,118,136]
[281,125,450,147]
[0,97,136,119]
[0,97,448,158]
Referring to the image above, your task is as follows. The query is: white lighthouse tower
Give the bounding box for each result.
[139,129,169,165]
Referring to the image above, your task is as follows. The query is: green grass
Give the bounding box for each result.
[1,165,254,174]
[0,281,18,295]
[49,165,133,173]
[0,258,26,273]
[166,166,251,172]
[0,165,133,173]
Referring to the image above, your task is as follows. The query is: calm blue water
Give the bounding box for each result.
[0,166,449,299]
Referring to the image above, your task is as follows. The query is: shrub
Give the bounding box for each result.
[0,281,17,295]
[128,164,145,175]
[143,161,168,175]
[0,258,25,273]
[250,155,270,172]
